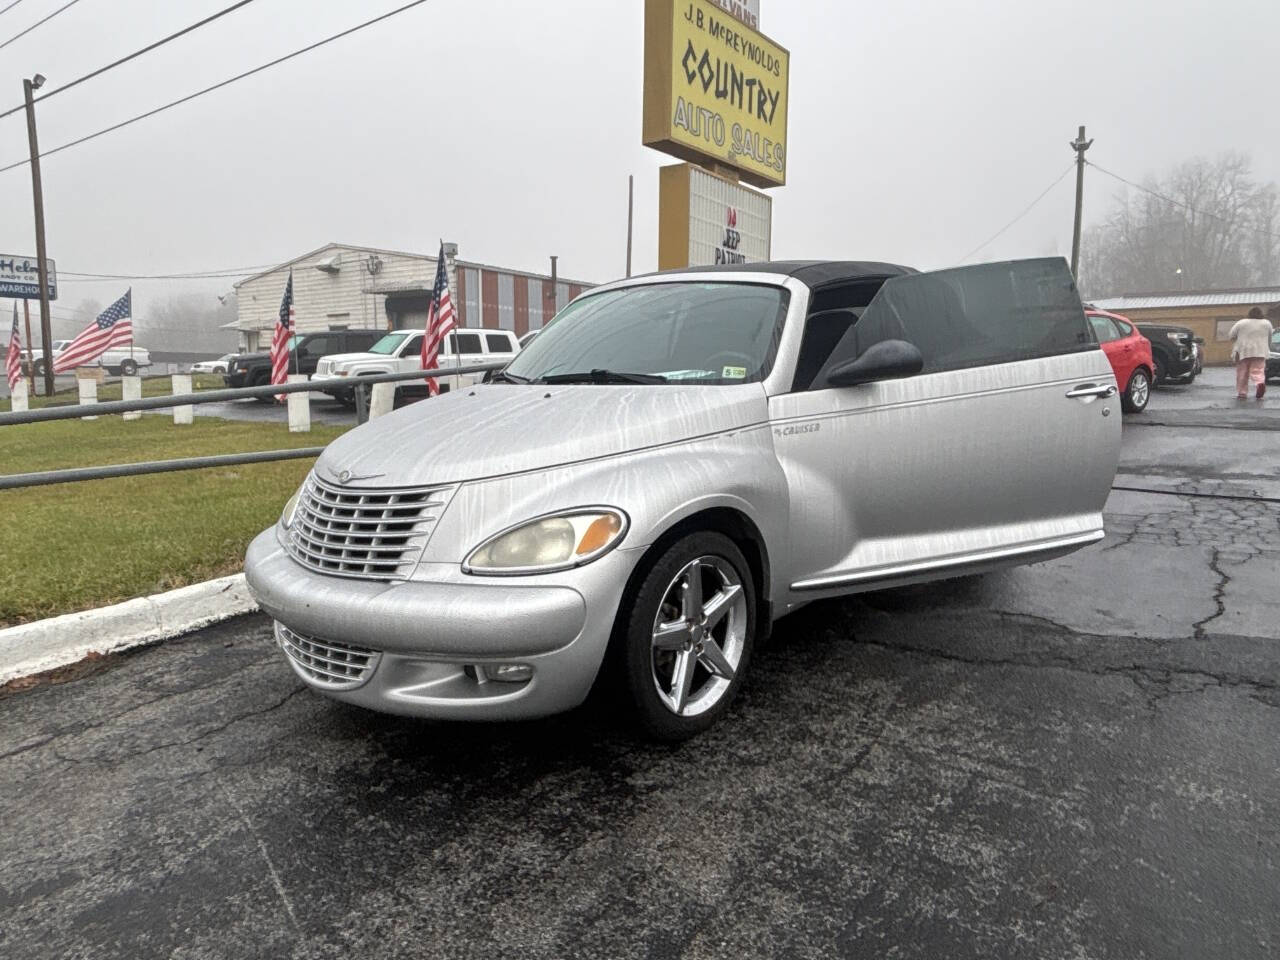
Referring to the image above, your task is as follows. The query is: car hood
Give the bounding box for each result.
[317,351,386,367]
[314,383,769,486]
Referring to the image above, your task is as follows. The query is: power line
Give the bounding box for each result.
[0,0,30,19]
[957,163,1075,263]
[59,264,273,280]
[1087,160,1279,244]
[0,0,86,52]
[0,0,434,174]
[0,0,261,121]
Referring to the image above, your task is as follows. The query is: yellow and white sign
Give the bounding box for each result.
[643,0,789,188]
[658,163,772,270]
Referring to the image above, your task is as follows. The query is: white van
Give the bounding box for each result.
[316,328,519,404]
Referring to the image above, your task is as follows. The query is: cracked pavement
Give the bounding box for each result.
[2,370,1278,958]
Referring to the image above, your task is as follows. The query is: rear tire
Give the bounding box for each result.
[119,359,138,376]
[250,370,273,403]
[1121,368,1150,413]
[615,531,756,742]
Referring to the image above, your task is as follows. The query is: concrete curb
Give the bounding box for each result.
[0,574,259,685]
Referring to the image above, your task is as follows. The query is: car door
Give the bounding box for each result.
[770,258,1119,598]
[295,335,332,375]
[1087,313,1130,388]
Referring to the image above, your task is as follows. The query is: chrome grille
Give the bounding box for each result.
[275,622,380,690]
[286,475,453,580]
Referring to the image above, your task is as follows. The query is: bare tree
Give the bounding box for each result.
[1079,152,1280,298]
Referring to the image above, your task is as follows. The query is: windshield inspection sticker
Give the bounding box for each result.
[722,366,747,379]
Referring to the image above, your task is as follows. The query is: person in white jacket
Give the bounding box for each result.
[1229,307,1274,400]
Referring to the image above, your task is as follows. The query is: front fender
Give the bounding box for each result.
[419,425,789,597]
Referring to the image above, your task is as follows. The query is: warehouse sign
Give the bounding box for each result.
[643,0,789,187]
[658,163,772,270]
[0,254,57,300]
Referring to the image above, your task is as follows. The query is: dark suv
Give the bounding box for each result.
[1136,322,1200,385]
[225,330,383,397]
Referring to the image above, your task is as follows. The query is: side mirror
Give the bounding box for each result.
[825,339,924,387]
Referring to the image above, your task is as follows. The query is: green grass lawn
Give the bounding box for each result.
[0,416,350,626]
[2,373,226,412]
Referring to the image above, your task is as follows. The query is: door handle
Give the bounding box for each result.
[1066,383,1116,399]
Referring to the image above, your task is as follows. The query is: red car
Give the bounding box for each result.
[1086,308,1154,413]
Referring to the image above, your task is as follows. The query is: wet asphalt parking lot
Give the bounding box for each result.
[2,369,1278,959]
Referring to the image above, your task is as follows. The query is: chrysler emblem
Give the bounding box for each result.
[329,466,384,484]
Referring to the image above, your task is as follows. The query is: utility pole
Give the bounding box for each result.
[23,74,55,397]
[625,175,634,278]
[1069,125,1093,281]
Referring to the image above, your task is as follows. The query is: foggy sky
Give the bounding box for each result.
[0,0,1275,325]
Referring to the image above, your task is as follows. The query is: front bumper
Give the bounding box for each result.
[244,529,627,719]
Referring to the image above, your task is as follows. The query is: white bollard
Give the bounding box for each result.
[369,381,395,420]
[122,375,142,421]
[77,377,98,420]
[287,374,311,433]
[171,374,193,425]
[9,379,28,413]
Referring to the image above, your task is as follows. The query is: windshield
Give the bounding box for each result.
[506,282,789,385]
[368,333,409,355]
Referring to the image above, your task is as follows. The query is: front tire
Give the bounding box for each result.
[1122,368,1150,413]
[119,359,138,376]
[617,531,756,741]
[250,370,273,403]
[1152,355,1166,385]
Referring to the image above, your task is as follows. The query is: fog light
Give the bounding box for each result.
[485,664,533,683]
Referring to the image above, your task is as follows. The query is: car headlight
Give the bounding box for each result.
[280,481,306,529]
[464,508,628,575]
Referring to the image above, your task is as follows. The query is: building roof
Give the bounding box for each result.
[233,241,593,289]
[1091,286,1280,311]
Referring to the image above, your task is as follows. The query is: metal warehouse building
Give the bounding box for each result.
[1092,286,1280,366]
[228,242,593,353]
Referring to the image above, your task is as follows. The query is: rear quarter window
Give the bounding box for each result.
[485,333,514,353]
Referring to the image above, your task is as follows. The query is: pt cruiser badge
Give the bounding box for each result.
[245,258,1120,740]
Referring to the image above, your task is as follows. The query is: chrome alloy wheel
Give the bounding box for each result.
[1130,370,1149,408]
[650,556,747,717]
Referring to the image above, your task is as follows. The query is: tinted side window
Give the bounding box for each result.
[848,258,1091,375]
[297,336,329,359]
[485,333,513,353]
[402,334,424,356]
[456,333,483,355]
[348,331,381,350]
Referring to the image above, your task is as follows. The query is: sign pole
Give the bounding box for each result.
[22,299,35,391]
[23,77,55,398]
[626,174,634,278]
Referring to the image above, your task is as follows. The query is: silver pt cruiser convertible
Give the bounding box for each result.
[245,257,1121,740]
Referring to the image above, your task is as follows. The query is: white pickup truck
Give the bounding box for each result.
[316,328,520,404]
[27,342,152,378]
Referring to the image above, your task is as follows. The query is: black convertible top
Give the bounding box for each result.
[654,260,917,288]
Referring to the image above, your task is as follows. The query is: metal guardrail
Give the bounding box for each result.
[0,361,505,490]
[0,362,504,426]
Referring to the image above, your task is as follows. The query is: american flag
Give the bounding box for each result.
[53,290,132,373]
[5,301,22,391]
[270,270,294,396]
[420,244,457,396]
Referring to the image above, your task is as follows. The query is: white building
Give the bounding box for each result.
[228,242,593,353]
